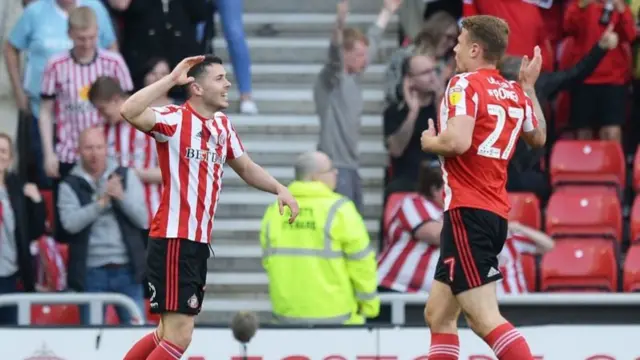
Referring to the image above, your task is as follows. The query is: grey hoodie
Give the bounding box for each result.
[57,160,148,268]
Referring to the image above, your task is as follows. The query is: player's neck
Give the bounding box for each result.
[186,100,217,119]
[468,62,496,72]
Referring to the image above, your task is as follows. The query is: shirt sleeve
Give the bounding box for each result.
[509,231,538,254]
[522,95,539,133]
[226,122,245,160]
[8,8,33,50]
[40,59,58,99]
[397,196,433,234]
[148,106,180,142]
[92,1,117,49]
[444,75,479,121]
[382,104,402,140]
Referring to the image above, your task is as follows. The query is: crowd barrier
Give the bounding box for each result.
[2,325,639,359]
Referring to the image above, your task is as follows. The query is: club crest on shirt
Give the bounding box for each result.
[448,86,463,106]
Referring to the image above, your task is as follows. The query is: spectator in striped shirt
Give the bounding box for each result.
[39,6,133,182]
[88,76,162,225]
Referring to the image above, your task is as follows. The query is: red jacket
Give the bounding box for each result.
[463,0,555,72]
[564,1,636,85]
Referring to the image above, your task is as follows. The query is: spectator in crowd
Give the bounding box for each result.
[463,0,554,72]
[39,6,133,239]
[217,0,258,115]
[138,58,175,107]
[564,0,635,142]
[314,0,402,212]
[384,11,458,105]
[110,0,209,96]
[375,162,443,322]
[88,76,162,224]
[260,151,379,325]
[384,54,442,192]
[0,133,46,325]
[498,24,620,198]
[397,1,461,46]
[4,0,117,187]
[498,222,554,295]
[57,126,148,324]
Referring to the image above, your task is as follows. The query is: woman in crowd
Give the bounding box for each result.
[217,0,258,114]
[139,57,175,107]
[0,133,46,325]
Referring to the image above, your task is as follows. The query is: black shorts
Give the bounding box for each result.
[434,208,508,295]
[146,238,210,315]
[570,84,627,128]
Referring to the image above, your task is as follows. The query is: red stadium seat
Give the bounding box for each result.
[508,192,541,229]
[540,238,618,292]
[623,245,640,292]
[520,254,537,292]
[546,190,622,243]
[41,190,55,233]
[146,299,160,325]
[31,304,80,325]
[549,140,625,191]
[630,196,640,243]
[105,305,120,325]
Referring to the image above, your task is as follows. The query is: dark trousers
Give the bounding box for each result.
[0,272,20,325]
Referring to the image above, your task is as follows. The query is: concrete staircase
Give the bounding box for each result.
[201,0,397,324]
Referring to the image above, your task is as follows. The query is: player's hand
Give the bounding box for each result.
[421,118,437,150]
[169,56,205,85]
[276,186,299,224]
[599,24,619,49]
[383,0,403,13]
[337,0,349,27]
[518,45,542,91]
[403,78,420,112]
[44,152,60,178]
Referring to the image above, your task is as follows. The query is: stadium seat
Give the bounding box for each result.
[540,238,618,292]
[508,192,541,229]
[633,146,640,192]
[623,245,640,292]
[41,190,54,233]
[520,254,538,292]
[31,304,80,325]
[549,140,625,191]
[146,299,160,325]
[105,305,120,325]
[630,196,640,243]
[546,190,622,243]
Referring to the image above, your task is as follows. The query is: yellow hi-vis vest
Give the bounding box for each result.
[260,181,380,325]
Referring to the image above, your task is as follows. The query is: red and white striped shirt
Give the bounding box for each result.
[104,121,161,224]
[147,103,244,243]
[497,231,537,295]
[378,194,443,292]
[41,49,134,163]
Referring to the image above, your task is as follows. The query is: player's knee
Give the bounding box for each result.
[161,313,195,349]
[424,301,457,333]
[462,308,506,337]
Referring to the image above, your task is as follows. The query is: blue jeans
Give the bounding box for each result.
[0,272,19,325]
[80,266,145,325]
[217,0,252,95]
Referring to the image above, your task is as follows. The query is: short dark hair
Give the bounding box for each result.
[88,76,125,104]
[461,15,509,63]
[417,161,443,200]
[187,55,223,81]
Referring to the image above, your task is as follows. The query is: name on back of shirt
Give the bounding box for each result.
[486,77,519,102]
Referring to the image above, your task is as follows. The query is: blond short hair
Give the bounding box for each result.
[68,6,97,30]
[461,15,509,63]
[342,28,369,51]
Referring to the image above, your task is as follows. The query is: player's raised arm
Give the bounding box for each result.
[120,56,205,132]
[518,46,547,149]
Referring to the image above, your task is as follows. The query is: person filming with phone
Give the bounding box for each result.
[383,53,444,193]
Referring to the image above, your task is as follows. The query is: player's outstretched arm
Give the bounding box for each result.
[520,88,547,149]
[421,116,474,157]
[120,55,205,132]
[228,154,300,223]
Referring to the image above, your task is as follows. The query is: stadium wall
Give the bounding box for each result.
[3,325,639,359]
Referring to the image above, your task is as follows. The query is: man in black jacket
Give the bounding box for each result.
[498,25,619,198]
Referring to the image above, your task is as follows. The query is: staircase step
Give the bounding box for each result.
[227,64,386,86]
[215,37,396,64]
[207,272,269,294]
[229,114,383,136]
[224,13,398,38]
[212,219,380,242]
[245,0,384,14]
[248,151,386,168]
[211,242,263,258]
[223,166,384,189]
[198,296,272,324]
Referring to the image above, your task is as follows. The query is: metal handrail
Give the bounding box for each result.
[0,292,145,326]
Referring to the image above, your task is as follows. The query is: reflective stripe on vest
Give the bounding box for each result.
[263,197,373,259]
